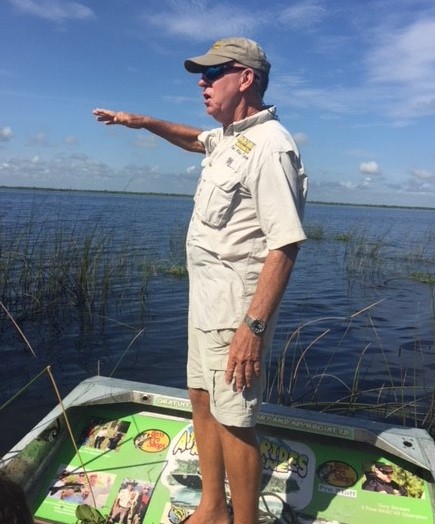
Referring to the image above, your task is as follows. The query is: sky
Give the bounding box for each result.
[0,0,434,207]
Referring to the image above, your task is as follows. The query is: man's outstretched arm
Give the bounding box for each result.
[92,108,205,153]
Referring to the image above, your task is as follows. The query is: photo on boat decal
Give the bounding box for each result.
[31,408,434,524]
[80,418,131,452]
[107,478,155,524]
[360,460,423,498]
[46,465,115,509]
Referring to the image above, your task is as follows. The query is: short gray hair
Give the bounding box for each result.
[253,69,269,100]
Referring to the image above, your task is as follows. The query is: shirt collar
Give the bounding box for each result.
[224,105,277,136]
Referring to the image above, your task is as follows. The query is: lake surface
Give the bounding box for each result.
[0,188,434,454]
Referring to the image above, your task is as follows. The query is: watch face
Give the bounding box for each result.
[251,319,266,334]
[244,315,266,335]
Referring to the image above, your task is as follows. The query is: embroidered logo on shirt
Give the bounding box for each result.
[233,136,256,156]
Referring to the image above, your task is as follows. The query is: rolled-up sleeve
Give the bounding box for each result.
[249,150,308,250]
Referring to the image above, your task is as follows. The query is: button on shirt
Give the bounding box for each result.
[187,106,307,331]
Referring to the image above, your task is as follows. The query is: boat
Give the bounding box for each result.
[1,376,434,523]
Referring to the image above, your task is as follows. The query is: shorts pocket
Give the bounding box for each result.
[206,329,235,371]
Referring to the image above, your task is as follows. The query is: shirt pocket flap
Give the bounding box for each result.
[196,166,242,228]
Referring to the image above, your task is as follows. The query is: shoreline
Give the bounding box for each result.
[1,184,434,211]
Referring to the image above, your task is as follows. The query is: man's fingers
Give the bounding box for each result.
[93,109,117,125]
[234,366,246,392]
[225,361,237,385]
[243,360,261,388]
[244,365,253,389]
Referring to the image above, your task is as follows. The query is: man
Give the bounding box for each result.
[362,462,407,496]
[93,425,108,449]
[109,482,138,524]
[94,37,307,524]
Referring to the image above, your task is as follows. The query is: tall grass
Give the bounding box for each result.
[1,211,433,433]
[265,300,434,434]
[0,218,153,328]
[265,223,435,434]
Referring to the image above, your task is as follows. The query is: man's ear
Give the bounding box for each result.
[239,68,256,92]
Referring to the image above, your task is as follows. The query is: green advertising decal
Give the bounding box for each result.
[32,408,434,524]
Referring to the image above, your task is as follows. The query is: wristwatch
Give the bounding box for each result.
[244,315,267,336]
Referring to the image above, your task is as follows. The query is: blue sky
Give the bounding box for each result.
[0,0,434,207]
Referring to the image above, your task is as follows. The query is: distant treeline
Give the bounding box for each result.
[1,185,434,211]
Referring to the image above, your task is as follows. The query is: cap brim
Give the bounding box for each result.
[184,54,233,73]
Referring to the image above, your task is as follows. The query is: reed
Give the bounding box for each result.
[305,224,325,240]
[266,300,435,435]
[309,222,434,286]
[1,209,433,434]
[0,217,152,329]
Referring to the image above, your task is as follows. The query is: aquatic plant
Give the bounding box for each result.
[0,218,152,323]
[265,299,435,435]
[304,224,325,240]
[1,200,434,437]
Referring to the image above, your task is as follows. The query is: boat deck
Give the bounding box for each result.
[1,376,434,524]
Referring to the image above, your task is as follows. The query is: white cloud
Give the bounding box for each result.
[0,154,114,186]
[7,0,94,22]
[280,0,327,27]
[0,153,199,194]
[339,180,358,190]
[270,78,351,114]
[367,19,435,85]
[144,1,260,41]
[0,127,13,142]
[64,136,77,145]
[359,161,380,175]
[269,9,435,123]
[411,168,435,184]
[365,16,435,118]
[135,135,158,149]
[27,131,48,147]
[144,0,329,42]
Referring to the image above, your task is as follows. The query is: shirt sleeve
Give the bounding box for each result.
[249,150,308,250]
[198,128,223,156]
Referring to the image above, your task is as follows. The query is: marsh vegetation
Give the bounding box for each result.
[0,191,433,446]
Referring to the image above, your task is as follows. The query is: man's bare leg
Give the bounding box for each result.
[218,424,262,524]
[187,388,231,524]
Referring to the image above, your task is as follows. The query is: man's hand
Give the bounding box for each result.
[93,108,143,128]
[225,324,262,392]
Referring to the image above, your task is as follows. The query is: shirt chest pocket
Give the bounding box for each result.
[195,165,242,228]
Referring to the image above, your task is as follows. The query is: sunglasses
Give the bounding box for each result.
[201,65,246,82]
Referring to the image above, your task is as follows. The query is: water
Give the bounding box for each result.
[0,188,434,454]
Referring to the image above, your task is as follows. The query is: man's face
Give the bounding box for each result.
[375,467,393,483]
[198,63,246,126]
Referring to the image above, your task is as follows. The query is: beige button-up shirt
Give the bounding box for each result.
[187,106,307,331]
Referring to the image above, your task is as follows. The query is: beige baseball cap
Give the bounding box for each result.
[184,37,271,74]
